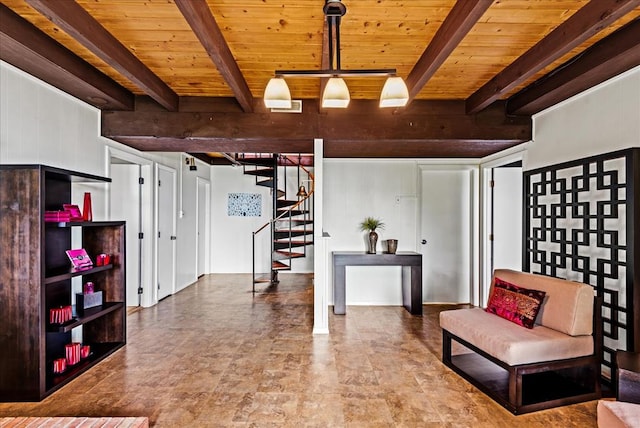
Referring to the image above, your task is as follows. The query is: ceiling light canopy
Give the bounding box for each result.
[263,0,408,110]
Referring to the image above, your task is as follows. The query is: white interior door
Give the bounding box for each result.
[157,165,176,301]
[110,162,141,307]
[420,168,472,303]
[492,166,523,272]
[196,177,210,277]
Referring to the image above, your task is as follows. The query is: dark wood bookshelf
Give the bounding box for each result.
[0,164,126,402]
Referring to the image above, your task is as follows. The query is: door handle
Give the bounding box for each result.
[421,239,427,245]
[170,236,177,240]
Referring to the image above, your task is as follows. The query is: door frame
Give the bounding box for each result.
[196,176,211,277]
[417,163,479,304]
[478,145,527,306]
[106,146,155,307]
[155,163,177,303]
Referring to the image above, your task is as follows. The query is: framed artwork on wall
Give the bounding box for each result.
[227,193,261,217]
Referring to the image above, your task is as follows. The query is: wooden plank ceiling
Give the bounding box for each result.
[1,0,639,159]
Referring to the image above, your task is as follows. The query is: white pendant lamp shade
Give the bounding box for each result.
[322,77,350,108]
[379,76,409,108]
[264,77,292,109]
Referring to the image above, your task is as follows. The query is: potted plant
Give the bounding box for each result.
[359,217,385,253]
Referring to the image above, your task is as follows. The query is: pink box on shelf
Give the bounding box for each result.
[65,249,93,270]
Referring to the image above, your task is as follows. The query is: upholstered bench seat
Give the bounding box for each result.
[439,269,601,415]
[440,307,593,366]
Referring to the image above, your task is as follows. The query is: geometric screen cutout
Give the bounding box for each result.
[524,152,630,378]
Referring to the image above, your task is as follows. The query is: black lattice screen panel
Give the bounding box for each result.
[524,148,639,378]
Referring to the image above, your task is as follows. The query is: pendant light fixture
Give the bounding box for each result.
[263,77,292,109]
[263,0,408,109]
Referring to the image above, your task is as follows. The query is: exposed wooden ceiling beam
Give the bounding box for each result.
[324,140,521,158]
[101,98,530,158]
[25,0,178,111]
[466,0,640,114]
[111,135,521,159]
[508,18,640,116]
[174,0,253,113]
[405,0,493,102]
[0,5,133,111]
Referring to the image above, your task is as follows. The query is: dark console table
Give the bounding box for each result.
[332,251,423,316]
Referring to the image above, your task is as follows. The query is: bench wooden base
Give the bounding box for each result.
[442,329,601,414]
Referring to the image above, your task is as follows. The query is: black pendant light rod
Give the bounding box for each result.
[328,16,334,71]
[275,69,397,77]
[334,15,341,70]
[273,0,397,78]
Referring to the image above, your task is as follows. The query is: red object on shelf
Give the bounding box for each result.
[53,358,66,374]
[82,192,92,221]
[81,345,90,359]
[49,306,73,324]
[65,343,81,366]
[96,254,111,266]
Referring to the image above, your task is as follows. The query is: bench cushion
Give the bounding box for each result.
[492,269,594,336]
[440,308,593,366]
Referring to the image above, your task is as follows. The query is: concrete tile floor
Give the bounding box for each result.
[0,273,598,427]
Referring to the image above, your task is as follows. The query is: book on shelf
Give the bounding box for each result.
[65,249,93,269]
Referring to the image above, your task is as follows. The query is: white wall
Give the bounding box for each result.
[0,61,205,304]
[210,165,272,273]
[525,66,640,171]
[1,62,108,217]
[324,160,420,305]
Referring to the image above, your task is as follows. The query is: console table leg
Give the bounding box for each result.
[410,265,422,315]
[334,265,346,315]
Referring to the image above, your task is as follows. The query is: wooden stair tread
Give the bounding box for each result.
[274,230,313,238]
[272,261,290,270]
[256,179,274,188]
[274,241,311,250]
[279,219,313,225]
[275,250,305,258]
[276,209,307,216]
[238,158,275,167]
[244,169,274,178]
[276,199,298,208]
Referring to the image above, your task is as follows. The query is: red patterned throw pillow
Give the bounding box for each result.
[486,277,546,329]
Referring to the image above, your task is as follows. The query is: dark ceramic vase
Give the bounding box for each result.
[368,231,378,253]
[387,239,398,254]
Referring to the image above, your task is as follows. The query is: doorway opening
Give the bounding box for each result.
[480,152,524,305]
[107,147,153,308]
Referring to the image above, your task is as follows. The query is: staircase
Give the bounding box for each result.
[236,153,314,290]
